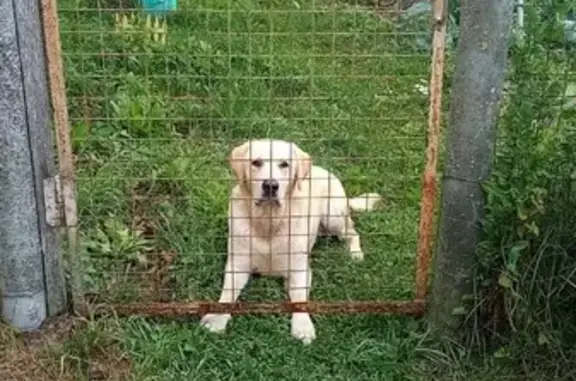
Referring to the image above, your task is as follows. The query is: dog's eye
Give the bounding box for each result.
[279,161,289,169]
[251,159,263,168]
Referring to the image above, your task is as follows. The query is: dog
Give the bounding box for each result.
[200,139,381,344]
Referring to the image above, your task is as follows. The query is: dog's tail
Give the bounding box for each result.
[348,193,382,212]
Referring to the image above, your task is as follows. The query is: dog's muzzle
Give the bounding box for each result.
[256,179,280,206]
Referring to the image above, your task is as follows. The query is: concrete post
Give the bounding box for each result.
[0,0,67,330]
[429,0,514,335]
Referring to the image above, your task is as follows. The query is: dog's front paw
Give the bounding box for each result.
[291,313,316,345]
[200,313,231,333]
[350,250,364,261]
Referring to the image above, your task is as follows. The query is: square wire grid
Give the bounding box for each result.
[46,0,447,316]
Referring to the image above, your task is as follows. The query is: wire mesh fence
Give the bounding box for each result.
[56,0,444,315]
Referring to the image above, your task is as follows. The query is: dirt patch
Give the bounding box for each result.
[0,316,131,381]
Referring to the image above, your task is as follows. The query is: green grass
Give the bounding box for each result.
[122,316,428,380]
[53,0,453,379]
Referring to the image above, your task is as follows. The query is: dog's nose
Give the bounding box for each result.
[262,179,279,196]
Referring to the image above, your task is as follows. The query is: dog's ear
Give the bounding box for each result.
[229,141,250,186]
[293,145,312,192]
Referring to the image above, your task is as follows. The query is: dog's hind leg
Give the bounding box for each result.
[321,207,363,261]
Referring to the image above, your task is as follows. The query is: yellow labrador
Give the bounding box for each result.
[200,139,380,344]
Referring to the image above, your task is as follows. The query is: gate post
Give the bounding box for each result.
[429,0,514,335]
[0,0,67,330]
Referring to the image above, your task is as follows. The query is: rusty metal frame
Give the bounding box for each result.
[42,0,85,315]
[110,300,426,316]
[415,0,447,301]
[43,0,447,318]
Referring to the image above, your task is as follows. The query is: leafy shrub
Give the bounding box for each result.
[474,0,576,373]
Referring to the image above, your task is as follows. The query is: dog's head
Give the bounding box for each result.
[229,139,311,207]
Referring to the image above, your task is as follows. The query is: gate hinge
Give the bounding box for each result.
[43,174,64,227]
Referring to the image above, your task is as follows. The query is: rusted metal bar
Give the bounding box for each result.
[41,0,85,314]
[107,300,427,317]
[415,0,447,300]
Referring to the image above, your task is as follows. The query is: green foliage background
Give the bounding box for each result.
[471,0,576,373]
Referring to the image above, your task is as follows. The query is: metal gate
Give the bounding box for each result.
[44,0,447,318]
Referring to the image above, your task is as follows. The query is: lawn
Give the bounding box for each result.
[53,0,440,379]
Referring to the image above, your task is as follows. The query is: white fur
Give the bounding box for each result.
[200,139,381,344]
